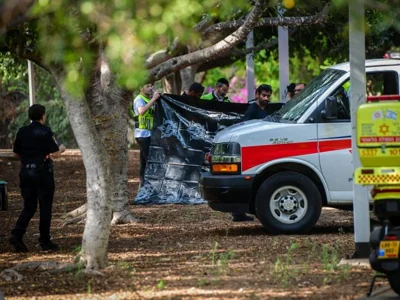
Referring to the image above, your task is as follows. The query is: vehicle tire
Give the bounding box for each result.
[0,184,7,211]
[370,226,383,250]
[255,171,322,234]
[388,270,400,295]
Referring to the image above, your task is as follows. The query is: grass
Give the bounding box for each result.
[321,244,339,272]
[73,244,82,254]
[210,241,235,275]
[272,242,300,288]
[272,241,354,288]
[116,261,136,273]
[73,262,85,280]
[87,280,92,294]
[156,279,166,290]
[197,278,211,287]
[321,242,352,284]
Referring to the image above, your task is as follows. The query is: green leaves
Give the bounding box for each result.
[25,0,253,93]
[0,53,28,89]
[1,52,77,147]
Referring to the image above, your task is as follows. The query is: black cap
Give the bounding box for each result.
[189,82,205,93]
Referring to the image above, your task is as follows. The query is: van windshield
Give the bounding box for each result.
[276,68,346,122]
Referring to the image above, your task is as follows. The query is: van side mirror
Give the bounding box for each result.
[321,96,338,120]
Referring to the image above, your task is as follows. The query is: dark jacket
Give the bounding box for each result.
[13,121,59,164]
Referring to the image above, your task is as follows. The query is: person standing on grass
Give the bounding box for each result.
[231,84,273,222]
[9,104,66,252]
[133,83,161,188]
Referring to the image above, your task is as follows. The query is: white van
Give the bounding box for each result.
[200,58,400,234]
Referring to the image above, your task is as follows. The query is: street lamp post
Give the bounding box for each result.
[27,60,36,106]
[246,31,255,102]
[349,0,370,258]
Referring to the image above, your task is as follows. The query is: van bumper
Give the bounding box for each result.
[200,172,254,213]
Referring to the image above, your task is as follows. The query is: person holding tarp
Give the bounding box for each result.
[182,82,205,101]
[228,84,273,222]
[133,84,161,188]
[201,78,230,102]
[242,84,273,121]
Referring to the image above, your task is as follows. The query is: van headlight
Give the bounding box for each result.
[211,142,241,174]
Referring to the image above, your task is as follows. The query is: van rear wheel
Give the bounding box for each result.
[255,171,322,234]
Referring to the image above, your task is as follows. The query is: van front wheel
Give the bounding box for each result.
[255,171,322,234]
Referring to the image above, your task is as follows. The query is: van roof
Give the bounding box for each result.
[330,59,400,72]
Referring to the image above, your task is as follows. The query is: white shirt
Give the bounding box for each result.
[133,95,152,138]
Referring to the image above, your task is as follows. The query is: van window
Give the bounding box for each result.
[366,71,399,96]
[319,70,399,122]
[278,69,346,123]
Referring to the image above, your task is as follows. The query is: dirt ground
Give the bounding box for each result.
[0,151,389,299]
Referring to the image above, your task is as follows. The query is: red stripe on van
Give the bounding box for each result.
[319,139,352,152]
[241,139,351,172]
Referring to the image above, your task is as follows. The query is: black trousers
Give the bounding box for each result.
[136,137,151,187]
[12,167,55,242]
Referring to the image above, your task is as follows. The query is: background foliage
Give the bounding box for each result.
[2,0,400,147]
[1,52,76,147]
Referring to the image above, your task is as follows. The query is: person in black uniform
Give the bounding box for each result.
[9,104,66,252]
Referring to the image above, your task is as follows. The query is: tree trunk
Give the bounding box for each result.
[162,72,182,94]
[180,65,197,93]
[0,120,11,148]
[196,71,207,84]
[52,70,112,270]
[86,56,139,225]
[0,91,26,148]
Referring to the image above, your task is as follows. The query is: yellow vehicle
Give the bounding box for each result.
[355,95,400,295]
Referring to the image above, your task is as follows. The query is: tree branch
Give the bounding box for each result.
[144,38,188,69]
[148,0,268,82]
[232,27,297,58]
[201,4,329,38]
[145,49,171,70]
[196,30,294,73]
[194,14,214,33]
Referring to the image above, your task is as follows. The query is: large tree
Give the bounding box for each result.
[1,0,268,269]
[6,0,398,270]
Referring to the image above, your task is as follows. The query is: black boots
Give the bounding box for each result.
[39,239,60,251]
[9,235,29,252]
[9,235,60,252]
[232,213,254,222]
